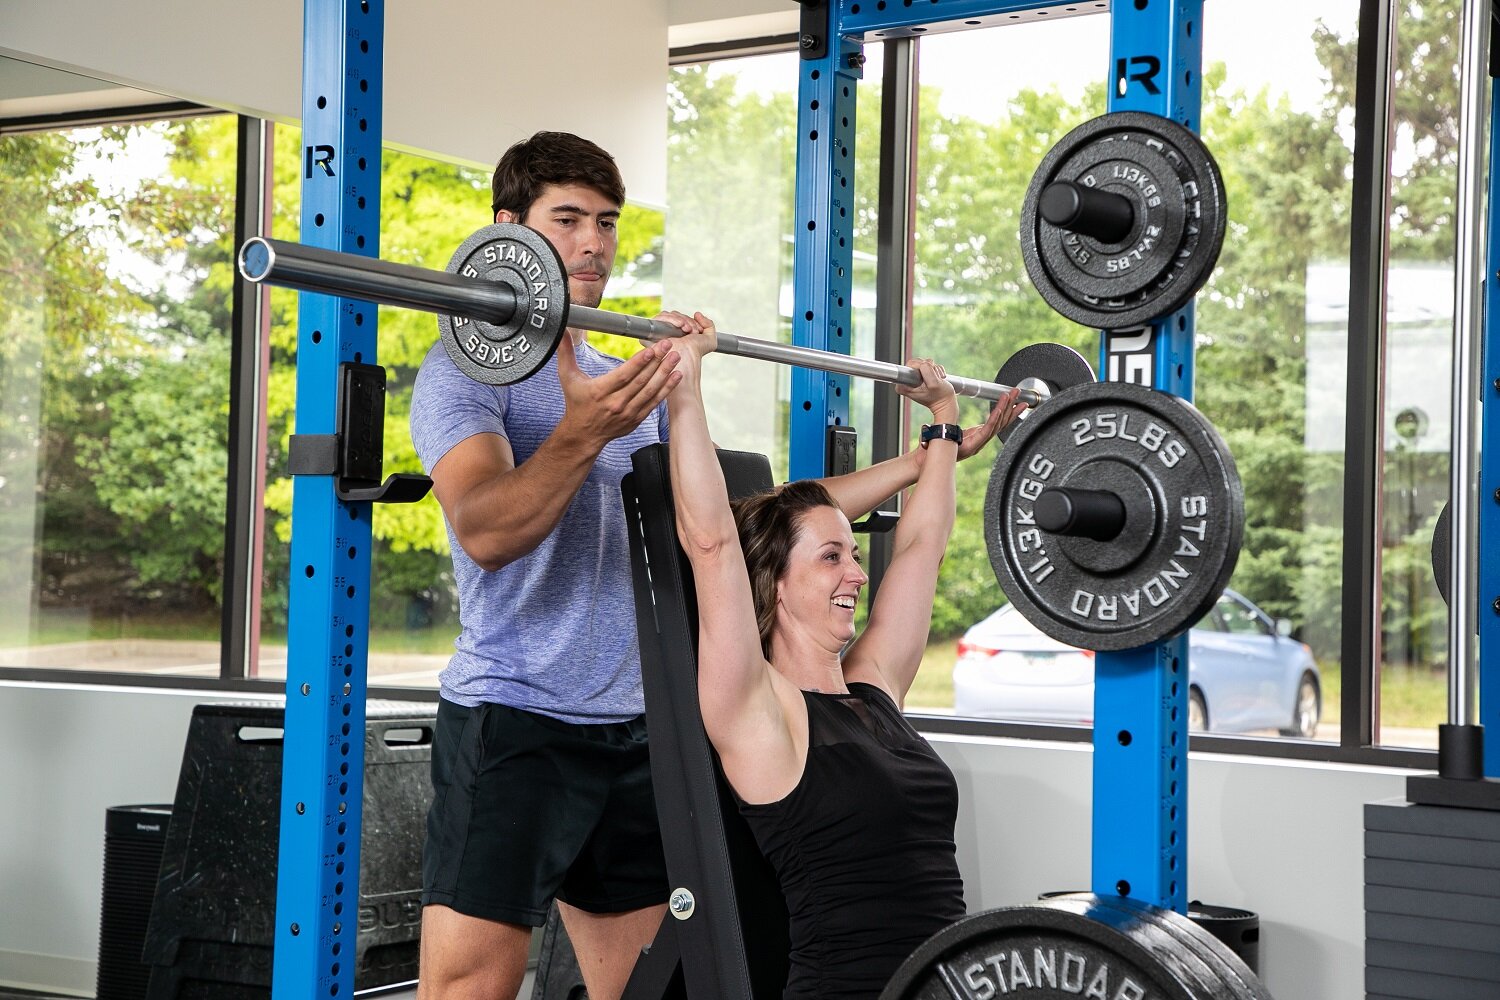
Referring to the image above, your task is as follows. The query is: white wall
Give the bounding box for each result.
[0,682,281,996]
[933,734,1411,1000]
[0,1,670,205]
[0,681,1408,999]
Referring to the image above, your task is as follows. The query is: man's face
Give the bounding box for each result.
[497,183,620,309]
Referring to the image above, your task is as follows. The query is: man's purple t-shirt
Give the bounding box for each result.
[409,339,668,724]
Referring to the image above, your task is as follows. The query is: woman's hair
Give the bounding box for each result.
[730,480,841,658]
[490,131,626,220]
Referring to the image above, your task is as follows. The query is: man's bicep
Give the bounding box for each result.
[429,432,516,516]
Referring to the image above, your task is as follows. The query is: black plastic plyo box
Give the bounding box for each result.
[142,700,435,999]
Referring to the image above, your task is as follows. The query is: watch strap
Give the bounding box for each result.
[920,423,964,448]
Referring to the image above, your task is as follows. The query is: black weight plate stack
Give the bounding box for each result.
[438,222,570,386]
[880,894,1274,1000]
[985,380,1243,651]
[1021,112,1227,330]
[993,342,1096,444]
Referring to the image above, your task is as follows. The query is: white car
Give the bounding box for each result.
[952,590,1322,737]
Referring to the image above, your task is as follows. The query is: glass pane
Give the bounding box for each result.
[665,53,800,478]
[911,3,1361,748]
[255,129,665,690]
[1376,0,1459,749]
[664,48,882,477]
[907,17,1110,717]
[0,114,237,678]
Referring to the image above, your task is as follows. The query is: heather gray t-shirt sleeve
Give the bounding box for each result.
[410,347,510,476]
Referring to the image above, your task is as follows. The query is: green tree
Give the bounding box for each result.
[2,117,237,625]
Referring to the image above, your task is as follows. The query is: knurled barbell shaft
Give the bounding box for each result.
[238,236,1045,407]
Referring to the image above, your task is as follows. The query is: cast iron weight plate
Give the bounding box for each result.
[1020,112,1227,330]
[879,893,1274,1000]
[985,380,1244,651]
[993,342,1097,444]
[438,223,570,386]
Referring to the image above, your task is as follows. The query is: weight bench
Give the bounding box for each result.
[532,444,791,1000]
[614,442,791,1000]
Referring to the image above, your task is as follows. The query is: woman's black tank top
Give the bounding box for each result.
[737,681,966,1000]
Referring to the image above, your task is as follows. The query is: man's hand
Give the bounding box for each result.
[556,335,682,451]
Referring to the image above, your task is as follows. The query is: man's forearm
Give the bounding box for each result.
[449,426,605,570]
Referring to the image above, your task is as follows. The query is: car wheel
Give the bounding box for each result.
[1188,688,1208,732]
[1279,671,1321,738]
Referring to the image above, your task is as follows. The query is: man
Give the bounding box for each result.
[410,131,1017,1000]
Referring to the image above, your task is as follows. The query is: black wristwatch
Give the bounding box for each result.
[919,423,964,448]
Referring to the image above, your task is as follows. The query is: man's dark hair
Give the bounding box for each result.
[490,131,626,220]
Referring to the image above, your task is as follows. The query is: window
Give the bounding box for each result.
[902,2,1364,749]
[0,110,238,680]
[1375,0,1460,747]
[1217,595,1271,638]
[663,47,884,482]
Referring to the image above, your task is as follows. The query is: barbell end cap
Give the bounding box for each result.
[1039,181,1085,228]
[1038,179,1135,245]
[1034,488,1078,534]
[239,238,274,283]
[1034,486,1127,542]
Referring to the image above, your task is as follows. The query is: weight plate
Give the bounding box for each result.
[438,223,569,386]
[985,381,1243,651]
[994,342,1096,444]
[879,894,1265,1000]
[1130,901,1268,1000]
[1021,112,1227,330]
[1432,500,1452,606]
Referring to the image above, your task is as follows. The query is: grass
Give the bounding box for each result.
[0,608,221,647]
[5,610,1451,731]
[908,638,959,711]
[902,645,1449,732]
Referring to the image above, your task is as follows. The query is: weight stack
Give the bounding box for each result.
[1365,798,1500,999]
[97,804,173,1000]
[141,701,436,999]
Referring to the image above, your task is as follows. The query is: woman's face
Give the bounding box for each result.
[773,505,868,649]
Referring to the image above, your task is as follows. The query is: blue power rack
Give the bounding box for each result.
[271,2,383,997]
[1483,76,1500,778]
[791,0,1204,911]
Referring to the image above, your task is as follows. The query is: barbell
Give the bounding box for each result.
[240,208,1242,650]
[238,224,1049,408]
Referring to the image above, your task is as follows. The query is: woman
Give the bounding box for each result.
[664,325,1025,999]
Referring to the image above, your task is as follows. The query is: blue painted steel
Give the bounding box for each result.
[1481,78,1500,776]
[839,0,1095,38]
[789,4,862,481]
[271,2,383,996]
[1090,0,1205,913]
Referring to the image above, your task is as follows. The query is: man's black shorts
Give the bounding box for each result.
[421,696,669,927]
